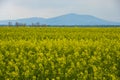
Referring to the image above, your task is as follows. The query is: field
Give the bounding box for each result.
[0,27,120,80]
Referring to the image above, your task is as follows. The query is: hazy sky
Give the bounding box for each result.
[0,0,120,22]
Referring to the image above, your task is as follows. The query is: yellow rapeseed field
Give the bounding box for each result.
[0,27,120,80]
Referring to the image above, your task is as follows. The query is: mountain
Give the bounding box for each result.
[0,13,120,26]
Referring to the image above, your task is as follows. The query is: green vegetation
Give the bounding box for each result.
[0,27,120,80]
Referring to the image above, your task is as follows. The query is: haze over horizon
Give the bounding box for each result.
[0,0,120,22]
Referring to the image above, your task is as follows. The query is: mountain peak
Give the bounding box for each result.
[67,13,79,16]
[65,13,91,16]
[61,13,81,17]
[60,13,96,19]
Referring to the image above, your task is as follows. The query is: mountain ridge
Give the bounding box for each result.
[0,13,120,26]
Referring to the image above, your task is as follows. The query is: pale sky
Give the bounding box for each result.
[0,0,120,22]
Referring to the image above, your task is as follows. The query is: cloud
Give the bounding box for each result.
[0,0,7,6]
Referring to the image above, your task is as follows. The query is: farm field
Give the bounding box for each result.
[0,27,120,80]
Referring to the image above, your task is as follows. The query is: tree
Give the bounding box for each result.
[23,23,26,27]
[36,22,40,27]
[15,22,19,27]
[31,23,34,27]
[8,22,12,27]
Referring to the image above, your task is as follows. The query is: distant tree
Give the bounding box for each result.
[8,22,12,27]
[32,23,34,27]
[36,22,40,27]
[23,23,26,27]
[15,22,19,27]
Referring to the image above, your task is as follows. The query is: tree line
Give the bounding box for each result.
[8,22,47,27]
